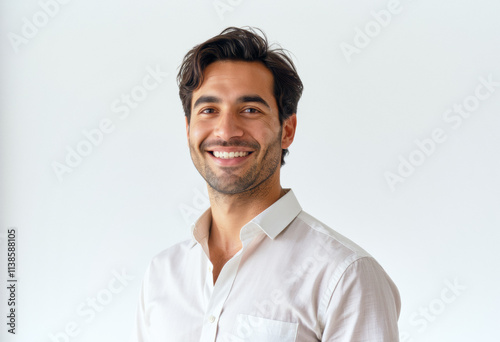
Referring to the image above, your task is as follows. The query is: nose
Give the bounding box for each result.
[214,110,244,141]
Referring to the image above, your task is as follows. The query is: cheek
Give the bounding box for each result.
[248,118,280,139]
[189,122,213,145]
[260,123,282,144]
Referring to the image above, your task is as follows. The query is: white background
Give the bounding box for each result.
[1,0,499,341]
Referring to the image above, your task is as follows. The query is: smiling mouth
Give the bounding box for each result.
[209,151,252,159]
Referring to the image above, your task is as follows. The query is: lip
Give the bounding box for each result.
[206,147,254,153]
[206,150,254,166]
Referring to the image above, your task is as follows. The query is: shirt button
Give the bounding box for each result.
[208,315,216,323]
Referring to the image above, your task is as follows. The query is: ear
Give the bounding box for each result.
[185,116,190,140]
[281,114,297,149]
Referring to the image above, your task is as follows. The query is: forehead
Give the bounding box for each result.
[193,60,276,104]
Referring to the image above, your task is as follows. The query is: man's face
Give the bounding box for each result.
[186,60,295,195]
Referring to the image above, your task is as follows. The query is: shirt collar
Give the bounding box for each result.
[249,189,302,240]
[189,189,302,249]
[189,208,211,251]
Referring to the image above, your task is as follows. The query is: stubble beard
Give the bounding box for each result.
[189,129,283,197]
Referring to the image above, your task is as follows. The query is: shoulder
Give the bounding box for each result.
[295,210,397,288]
[151,238,194,259]
[275,210,387,293]
[145,238,198,281]
[287,212,400,328]
[298,211,369,251]
[287,210,398,296]
[285,210,372,265]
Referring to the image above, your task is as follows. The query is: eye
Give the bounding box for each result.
[242,107,261,114]
[200,107,217,114]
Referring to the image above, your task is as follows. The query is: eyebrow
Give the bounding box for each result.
[192,95,271,110]
[193,96,220,109]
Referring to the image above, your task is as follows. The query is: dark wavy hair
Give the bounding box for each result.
[177,26,303,166]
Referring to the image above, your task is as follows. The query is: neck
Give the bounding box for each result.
[207,173,285,251]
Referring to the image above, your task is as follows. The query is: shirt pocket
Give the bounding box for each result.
[232,314,298,342]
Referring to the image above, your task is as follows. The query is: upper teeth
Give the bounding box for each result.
[213,151,250,159]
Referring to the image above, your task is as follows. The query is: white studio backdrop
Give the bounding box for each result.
[1,0,499,341]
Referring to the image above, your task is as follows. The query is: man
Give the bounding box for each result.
[133,27,400,341]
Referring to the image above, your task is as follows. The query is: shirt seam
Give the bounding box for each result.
[317,256,374,336]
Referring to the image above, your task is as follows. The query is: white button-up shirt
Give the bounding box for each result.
[133,189,400,341]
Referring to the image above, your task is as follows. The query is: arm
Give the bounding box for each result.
[130,266,151,342]
[321,257,401,342]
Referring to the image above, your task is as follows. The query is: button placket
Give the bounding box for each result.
[199,253,244,342]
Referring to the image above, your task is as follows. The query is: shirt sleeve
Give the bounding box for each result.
[130,265,151,342]
[321,257,401,342]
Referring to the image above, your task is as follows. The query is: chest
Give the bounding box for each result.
[210,250,237,284]
[145,239,329,342]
